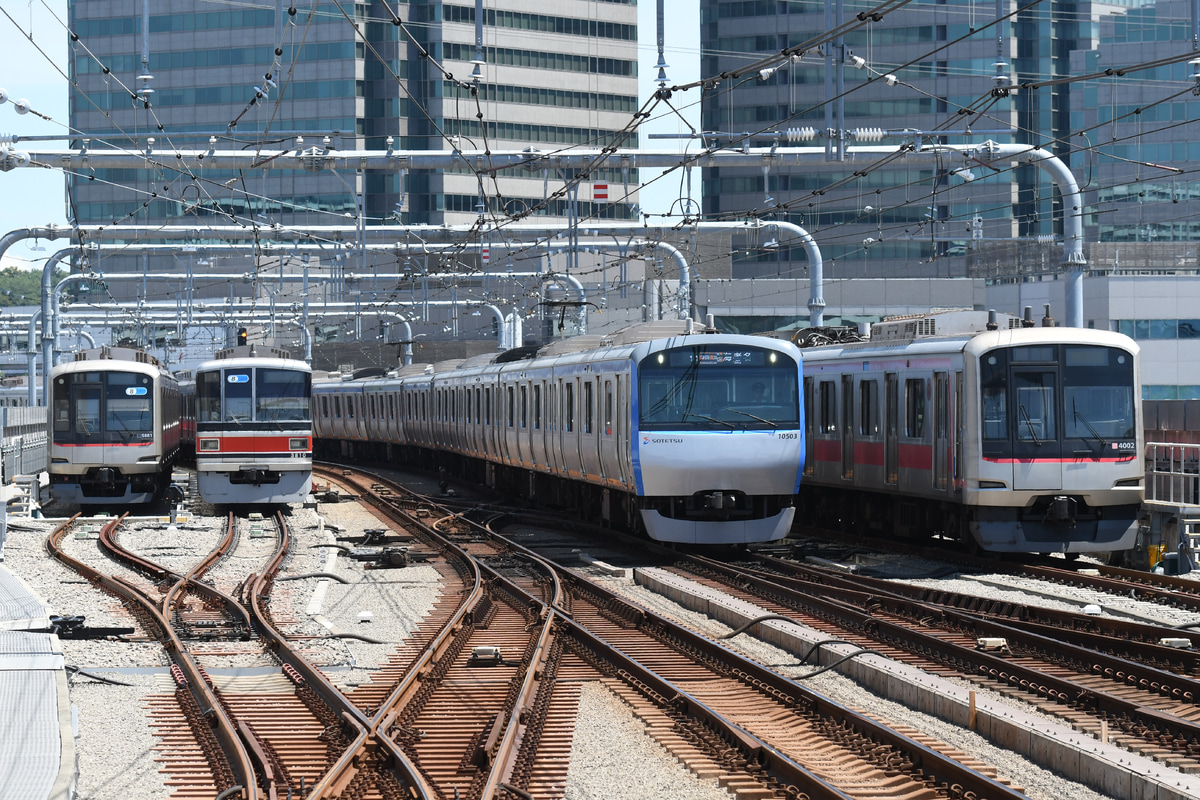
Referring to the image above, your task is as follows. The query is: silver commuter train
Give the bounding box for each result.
[797,310,1143,554]
[189,344,313,504]
[313,321,805,544]
[48,346,181,504]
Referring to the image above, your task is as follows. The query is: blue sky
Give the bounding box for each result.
[0,1,699,270]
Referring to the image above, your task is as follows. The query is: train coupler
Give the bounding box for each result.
[1043,495,1078,528]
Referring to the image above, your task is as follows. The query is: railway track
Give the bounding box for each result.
[47,510,428,799]
[317,464,1029,800]
[54,460,1180,799]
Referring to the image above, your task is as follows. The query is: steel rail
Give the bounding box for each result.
[244,510,436,800]
[743,556,1200,670]
[339,468,1023,800]
[681,556,1200,747]
[46,515,260,800]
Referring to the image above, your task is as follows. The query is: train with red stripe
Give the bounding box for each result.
[48,346,182,505]
[796,310,1143,554]
[185,344,312,505]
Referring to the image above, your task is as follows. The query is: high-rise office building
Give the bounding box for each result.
[68,1,638,227]
[698,0,1159,303]
[1072,0,1200,246]
[66,1,638,236]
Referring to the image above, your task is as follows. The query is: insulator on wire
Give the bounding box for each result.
[851,127,884,142]
[785,127,818,142]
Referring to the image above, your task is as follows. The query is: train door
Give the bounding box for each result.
[616,373,631,486]
[933,372,949,491]
[954,371,964,490]
[519,383,529,467]
[802,377,814,477]
[841,375,854,480]
[1012,364,1062,491]
[504,384,516,466]
[565,379,578,476]
[885,373,898,485]
[556,379,569,474]
[547,383,554,472]
[598,377,616,482]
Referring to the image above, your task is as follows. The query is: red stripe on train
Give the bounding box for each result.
[53,442,152,448]
[812,442,932,470]
[196,436,311,452]
[984,456,1135,464]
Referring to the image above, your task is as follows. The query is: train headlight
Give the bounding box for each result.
[289,438,309,450]
[199,438,219,451]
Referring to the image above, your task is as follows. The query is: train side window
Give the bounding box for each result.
[321,396,329,418]
[859,380,879,435]
[199,372,222,422]
[905,378,925,439]
[52,379,71,432]
[980,353,1008,442]
[818,380,836,433]
[475,387,481,424]
[370,395,377,419]
[534,384,542,429]
[604,380,613,435]
[565,382,575,432]
[521,385,528,428]
[484,388,490,424]
[584,381,594,434]
[507,385,515,427]
[389,395,395,420]
[334,396,342,419]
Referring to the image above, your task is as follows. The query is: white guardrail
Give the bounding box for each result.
[1146,442,1200,508]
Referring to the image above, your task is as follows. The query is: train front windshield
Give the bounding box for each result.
[638,344,800,431]
[53,370,154,444]
[198,367,311,424]
[981,344,1136,458]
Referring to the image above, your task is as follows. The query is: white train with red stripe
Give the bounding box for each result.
[797,310,1143,554]
[48,346,181,505]
[189,344,312,504]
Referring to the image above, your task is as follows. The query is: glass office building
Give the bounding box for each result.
[698,0,1156,284]
[67,1,639,229]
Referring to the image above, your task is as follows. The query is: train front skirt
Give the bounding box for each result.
[641,506,795,545]
[197,466,312,504]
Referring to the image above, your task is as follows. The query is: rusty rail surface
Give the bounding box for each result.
[329,466,1024,800]
[47,516,260,800]
[674,555,1200,765]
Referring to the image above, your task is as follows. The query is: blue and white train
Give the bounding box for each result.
[313,321,805,544]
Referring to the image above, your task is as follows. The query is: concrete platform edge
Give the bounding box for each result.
[49,668,77,800]
[634,566,1200,800]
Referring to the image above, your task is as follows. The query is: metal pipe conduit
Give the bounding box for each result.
[2,141,1077,321]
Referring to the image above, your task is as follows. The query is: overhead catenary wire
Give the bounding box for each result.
[6,0,1200,326]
